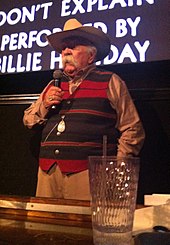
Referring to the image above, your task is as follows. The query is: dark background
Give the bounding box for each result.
[0,60,170,204]
[1,0,170,73]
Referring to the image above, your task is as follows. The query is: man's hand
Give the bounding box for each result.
[43,86,64,109]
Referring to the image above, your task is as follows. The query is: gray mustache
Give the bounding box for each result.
[62,55,76,66]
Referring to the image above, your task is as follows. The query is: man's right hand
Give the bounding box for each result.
[43,86,64,109]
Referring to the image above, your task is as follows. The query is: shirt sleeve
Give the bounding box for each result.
[23,84,51,129]
[107,73,145,157]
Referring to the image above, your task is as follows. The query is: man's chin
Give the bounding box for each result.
[64,65,77,77]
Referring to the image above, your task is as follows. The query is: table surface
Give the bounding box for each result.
[0,195,141,245]
[0,196,169,245]
[0,195,92,245]
[0,217,93,245]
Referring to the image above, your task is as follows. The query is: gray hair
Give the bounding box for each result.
[86,46,97,63]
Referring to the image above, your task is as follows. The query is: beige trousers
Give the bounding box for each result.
[36,165,91,200]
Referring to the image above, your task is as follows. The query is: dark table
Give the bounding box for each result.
[0,218,93,244]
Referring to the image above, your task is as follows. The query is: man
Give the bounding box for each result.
[23,18,145,200]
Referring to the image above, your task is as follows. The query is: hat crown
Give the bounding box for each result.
[63,19,82,31]
[46,18,111,61]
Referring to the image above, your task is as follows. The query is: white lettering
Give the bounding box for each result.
[94,22,108,33]
[0,29,54,52]
[28,30,38,48]
[0,56,7,73]
[32,52,42,71]
[50,51,62,69]
[0,2,53,26]
[116,19,127,37]
[118,43,137,63]
[26,53,32,71]
[41,2,53,19]
[127,17,141,36]
[87,0,98,12]
[18,32,28,49]
[109,0,155,9]
[52,27,62,33]
[61,0,155,15]
[116,17,141,37]
[97,40,150,65]
[72,0,85,15]
[103,45,119,64]
[37,29,51,47]
[9,33,19,51]
[7,8,21,25]
[1,35,10,51]
[136,0,154,6]
[61,0,71,16]
[0,11,6,26]
[109,0,126,9]
[0,52,42,73]
[134,40,150,61]
[16,54,25,72]
[7,55,16,73]
[98,0,108,10]
[21,5,36,23]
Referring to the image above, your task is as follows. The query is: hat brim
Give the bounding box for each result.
[46,26,111,61]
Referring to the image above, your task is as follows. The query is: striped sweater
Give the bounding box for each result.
[39,68,118,173]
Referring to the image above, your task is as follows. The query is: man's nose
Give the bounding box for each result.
[62,47,72,55]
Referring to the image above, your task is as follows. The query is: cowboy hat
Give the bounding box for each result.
[46,18,111,61]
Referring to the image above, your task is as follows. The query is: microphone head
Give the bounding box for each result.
[53,70,63,79]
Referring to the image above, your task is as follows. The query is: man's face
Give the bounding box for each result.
[61,42,95,77]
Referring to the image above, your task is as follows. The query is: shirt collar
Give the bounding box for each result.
[63,64,96,83]
[64,64,96,94]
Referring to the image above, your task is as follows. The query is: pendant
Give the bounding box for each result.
[57,115,65,134]
[57,120,65,132]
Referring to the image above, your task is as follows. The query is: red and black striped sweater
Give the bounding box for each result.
[39,68,118,173]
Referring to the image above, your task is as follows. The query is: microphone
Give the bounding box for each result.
[53,69,63,87]
[52,69,63,109]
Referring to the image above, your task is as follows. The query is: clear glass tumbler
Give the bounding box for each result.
[88,156,140,245]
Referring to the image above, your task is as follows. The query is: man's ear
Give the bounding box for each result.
[88,47,97,64]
